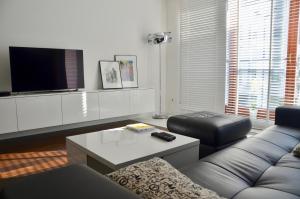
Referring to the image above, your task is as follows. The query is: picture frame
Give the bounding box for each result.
[114,55,138,88]
[99,60,123,89]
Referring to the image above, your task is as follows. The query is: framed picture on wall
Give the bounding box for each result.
[114,55,138,88]
[99,61,123,89]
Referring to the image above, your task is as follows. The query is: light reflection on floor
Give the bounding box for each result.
[0,150,68,179]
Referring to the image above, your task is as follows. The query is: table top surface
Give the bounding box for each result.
[67,127,199,169]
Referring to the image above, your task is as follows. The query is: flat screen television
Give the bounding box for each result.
[9,46,85,93]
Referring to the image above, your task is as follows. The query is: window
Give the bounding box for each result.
[226,0,300,120]
[297,62,300,103]
[296,13,300,104]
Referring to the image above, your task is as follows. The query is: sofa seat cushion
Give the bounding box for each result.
[107,157,226,199]
[255,129,299,152]
[256,166,300,197]
[277,153,300,169]
[233,187,300,199]
[180,162,249,199]
[267,126,300,140]
[202,148,271,185]
[232,137,287,164]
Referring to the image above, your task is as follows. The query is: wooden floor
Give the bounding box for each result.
[0,120,136,181]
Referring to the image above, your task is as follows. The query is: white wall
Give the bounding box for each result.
[0,0,166,95]
[165,0,181,114]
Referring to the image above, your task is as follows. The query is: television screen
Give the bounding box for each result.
[9,47,85,92]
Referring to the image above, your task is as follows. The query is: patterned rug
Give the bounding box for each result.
[0,150,68,180]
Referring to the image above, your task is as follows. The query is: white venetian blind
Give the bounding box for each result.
[238,0,289,118]
[225,0,299,120]
[237,0,272,116]
[297,20,300,104]
[268,0,289,112]
[179,0,226,113]
[286,0,300,106]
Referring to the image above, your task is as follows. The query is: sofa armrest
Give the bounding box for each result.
[275,106,300,129]
[1,165,140,199]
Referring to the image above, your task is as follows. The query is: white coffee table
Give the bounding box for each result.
[66,127,200,174]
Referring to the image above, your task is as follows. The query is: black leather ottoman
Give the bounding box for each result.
[167,111,252,158]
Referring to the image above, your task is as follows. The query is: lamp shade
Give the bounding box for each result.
[148,32,172,45]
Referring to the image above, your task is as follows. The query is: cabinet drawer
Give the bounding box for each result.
[99,91,131,119]
[0,98,18,134]
[16,95,62,131]
[62,92,99,124]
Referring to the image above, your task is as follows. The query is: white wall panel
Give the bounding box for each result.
[99,91,131,119]
[0,98,18,134]
[16,95,62,131]
[62,92,99,124]
[131,89,155,114]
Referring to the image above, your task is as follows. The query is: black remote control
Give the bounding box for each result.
[151,132,176,142]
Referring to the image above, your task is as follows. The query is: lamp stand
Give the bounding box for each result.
[153,44,168,119]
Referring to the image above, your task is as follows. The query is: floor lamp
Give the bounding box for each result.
[148,32,172,119]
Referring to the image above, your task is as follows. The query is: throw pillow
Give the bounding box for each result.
[293,145,300,158]
[107,157,226,199]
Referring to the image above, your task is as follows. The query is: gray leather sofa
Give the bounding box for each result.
[180,106,300,199]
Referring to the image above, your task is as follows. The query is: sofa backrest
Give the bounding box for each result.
[275,105,300,130]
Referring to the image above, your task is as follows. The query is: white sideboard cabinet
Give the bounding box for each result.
[0,88,155,135]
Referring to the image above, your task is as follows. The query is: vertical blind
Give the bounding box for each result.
[226,0,300,120]
[180,0,226,113]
